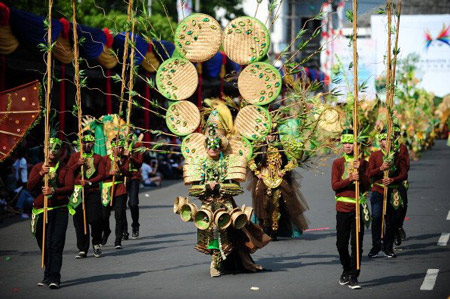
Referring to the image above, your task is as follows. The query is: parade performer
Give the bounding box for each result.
[122,130,144,240]
[28,137,74,289]
[392,124,410,245]
[367,129,408,258]
[331,129,369,289]
[67,130,105,258]
[101,136,130,249]
[181,114,269,277]
[247,134,309,240]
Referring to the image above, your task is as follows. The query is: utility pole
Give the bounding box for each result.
[290,0,297,55]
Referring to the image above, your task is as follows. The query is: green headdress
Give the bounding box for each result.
[49,137,62,152]
[82,130,95,142]
[205,123,222,150]
[340,129,355,144]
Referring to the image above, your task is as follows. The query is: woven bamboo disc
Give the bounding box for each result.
[227,134,253,161]
[235,105,271,141]
[181,133,207,159]
[166,101,201,136]
[156,58,198,100]
[316,107,343,133]
[223,16,270,65]
[238,62,282,105]
[175,13,223,62]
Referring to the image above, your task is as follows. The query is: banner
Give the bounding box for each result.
[371,15,450,97]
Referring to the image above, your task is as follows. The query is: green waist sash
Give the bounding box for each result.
[31,205,67,235]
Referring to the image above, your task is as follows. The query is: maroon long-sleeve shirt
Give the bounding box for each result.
[331,157,369,212]
[66,152,105,193]
[102,155,130,197]
[367,150,408,194]
[128,142,144,181]
[28,162,74,209]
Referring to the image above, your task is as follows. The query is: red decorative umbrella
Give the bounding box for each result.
[0,80,41,161]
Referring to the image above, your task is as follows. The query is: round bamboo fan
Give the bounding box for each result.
[175,13,223,62]
[238,62,282,105]
[181,132,207,158]
[156,58,198,100]
[235,105,271,141]
[223,16,270,65]
[316,107,343,133]
[228,135,253,161]
[166,101,201,136]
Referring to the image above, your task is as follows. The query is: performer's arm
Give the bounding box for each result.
[368,153,383,178]
[390,158,408,183]
[27,163,43,192]
[88,156,105,184]
[331,159,352,191]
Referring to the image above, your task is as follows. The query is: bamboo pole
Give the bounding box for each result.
[111,0,133,206]
[351,0,361,270]
[42,0,53,269]
[72,0,87,235]
[381,0,392,240]
[125,10,137,162]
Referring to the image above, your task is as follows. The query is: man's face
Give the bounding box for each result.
[83,142,94,153]
[207,147,221,159]
[47,147,60,162]
[342,143,354,155]
[380,139,387,150]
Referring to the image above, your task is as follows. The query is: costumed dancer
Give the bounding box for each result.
[179,111,270,277]
[28,137,74,289]
[101,136,130,249]
[67,130,105,258]
[331,129,369,289]
[122,129,144,240]
[248,134,309,240]
[367,129,408,258]
[392,124,410,245]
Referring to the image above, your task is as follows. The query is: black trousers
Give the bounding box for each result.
[370,191,399,251]
[35,207,68,284]
[73,192,103,253]
[123,179,140,233]
[101,194,127,245]
[336,210,364,277]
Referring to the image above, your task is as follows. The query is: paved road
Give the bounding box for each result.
[1,141,449,299]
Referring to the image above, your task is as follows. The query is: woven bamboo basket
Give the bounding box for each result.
[156,58,198,100]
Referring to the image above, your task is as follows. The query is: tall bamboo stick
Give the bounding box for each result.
[125,11,137,151]
[381,0,392,240]
[111,0,133,206]
[351,0,361,270]
[42,0,53,269]
[72,0,87,235]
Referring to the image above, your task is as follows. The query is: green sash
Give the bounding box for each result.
[68,185,82,214]
[101,181,123,207]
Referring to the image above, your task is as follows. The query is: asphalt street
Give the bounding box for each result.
[1,140,449,299]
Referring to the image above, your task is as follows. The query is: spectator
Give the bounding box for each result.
[141,156,162,187]
[13,147,28,188]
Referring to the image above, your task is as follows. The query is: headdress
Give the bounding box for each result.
[49,137,62,152]
[340,129,354,144]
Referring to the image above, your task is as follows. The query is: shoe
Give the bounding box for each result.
[339,271,349,285]
[131,227,139,239]
[368,248,383,258]
[384,250,397,258]
[101,230,111,246]
[37,279,49,287]
[48,282,60,289]
[394,229,402,246]
[93,245,102,258]
[399,228,406,240]
[210,261,221,277]
[115,243,122,250]
[122,232,129,241]
[75,251,87,259]
[348,276,361,289]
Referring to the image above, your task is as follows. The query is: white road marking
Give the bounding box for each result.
[437,233,450,246]
[447,211,450,220]
[420,269,439,291]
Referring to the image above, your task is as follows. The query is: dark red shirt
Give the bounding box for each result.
[331,157,369,212]
[128,142,144,181]
[67,152,105,193]
[28,162,74,209]
[367,150,408,194]
[102,155,130,197]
